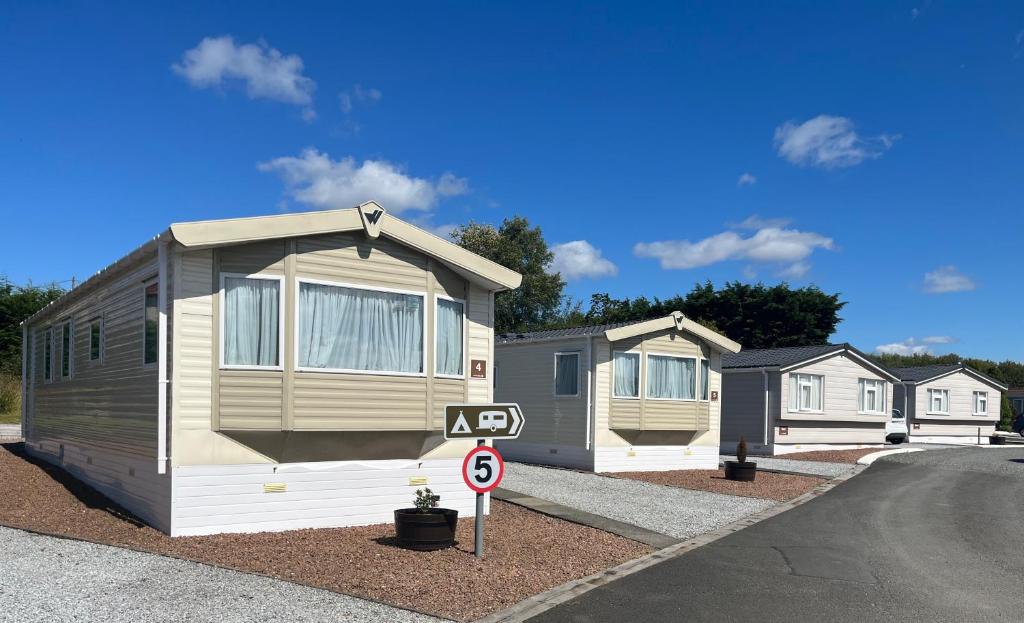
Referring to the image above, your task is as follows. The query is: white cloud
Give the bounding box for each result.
[922,265,976,293]
[731,215,791,230]
[549,241,618,281]
[339,84,383,113]
[172,36,316,117]
[776,261,811,279]
[774,115,898,169]
[737,172,757,186]
[258,148,468,213]
[875,336,956,356]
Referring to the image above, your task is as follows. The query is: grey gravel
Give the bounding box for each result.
[720,454,855,478]
[0,526,444,623]
[501,463,774,541]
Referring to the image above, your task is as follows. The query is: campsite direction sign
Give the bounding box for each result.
[443,404,525,440]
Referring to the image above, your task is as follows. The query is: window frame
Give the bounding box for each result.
[553,351,581,398]
[143,278,159,367]
[857,378,887,415]
[644,351,698,402]
[88,316,104,364]
[973,391,988,416]
[927,388,950,415]
[433,293,467,379]
[294,277,428,377]
[700,358,710,402]
[43,327,53,383]
[788,372,825,413]
[611,350,641,400]
[219,272,286,371]
[59,318,73,380]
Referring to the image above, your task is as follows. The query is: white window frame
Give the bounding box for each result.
[700,358,710,402]
[43,327,53,383]
[973,391,988,416]
[59,318,73,380]
[927,388,950,415]
[612,350,641,400]
[219,272,286,371]
[644,352,698,402]
[788,373,824,413]
[88,316,104,364]
[857,378,887,415]
[142,277,159,367]
[294,277,428,378]
[553,351,581,398]
[433,294,467,379]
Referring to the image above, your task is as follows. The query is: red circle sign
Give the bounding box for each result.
[462,446,505,494]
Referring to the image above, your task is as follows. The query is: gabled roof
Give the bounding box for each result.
[497,312,742,354]
[892,363,1008,391]
[723,343,900,381]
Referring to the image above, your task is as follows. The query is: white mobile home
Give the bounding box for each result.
[494,313,741,472]
[892,364,1005,444]
[721,344,900,455]
[20,202,520,536]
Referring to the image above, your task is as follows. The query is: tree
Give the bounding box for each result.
[450,217,565,333]
[0,277,65,374]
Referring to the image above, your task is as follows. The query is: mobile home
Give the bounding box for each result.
[20,202,520,536]
[494,313,741,472]
[721,344,900,455]
[892,363,1006,444]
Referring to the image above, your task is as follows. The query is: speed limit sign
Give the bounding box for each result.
[462,446,505,494]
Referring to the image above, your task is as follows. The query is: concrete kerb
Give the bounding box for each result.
[857,448,924,465]
[473,465,866,623]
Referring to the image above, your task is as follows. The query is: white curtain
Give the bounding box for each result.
[224,277,280,367]
[810,375,823,410]
[613,352,639,397]
[436,298,464,376]
[789,375,798,410]
[555,353,579,395]
[646,355,695,400]
[791,374,823,411]
[701,359,710,400]
[298,282,423,373]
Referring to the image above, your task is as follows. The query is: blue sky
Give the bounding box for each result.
[2,2,1022,360]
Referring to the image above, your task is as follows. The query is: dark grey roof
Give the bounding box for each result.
[892,363,1008,389]
[722,344,844,369]
[496,319,648,344]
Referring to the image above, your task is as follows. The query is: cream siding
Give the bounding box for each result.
[912,371,1002,424]
[780,353,893,423]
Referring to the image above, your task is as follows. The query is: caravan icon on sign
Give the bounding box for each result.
[444,404,524,440]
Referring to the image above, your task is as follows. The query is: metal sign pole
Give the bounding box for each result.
[474,438,485,558]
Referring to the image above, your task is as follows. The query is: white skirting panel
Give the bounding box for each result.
[170,458,484,537]
[593,445,718,473]
[494,441,594,471]
[719,440,773,457]
[772,443,882,456]
[909,435,989,445]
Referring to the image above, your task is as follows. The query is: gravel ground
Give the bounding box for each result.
[720,454,855,478]
[610,469,825,502]
[0,444,649,622]
[779,448,880,463]
[502,463,775,540]
[0,526,441,623]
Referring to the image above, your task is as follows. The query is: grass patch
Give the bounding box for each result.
[0,373,21,424]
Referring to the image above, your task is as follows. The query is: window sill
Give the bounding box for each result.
[435,373,466,380]
[645,397,698,403]
[612,395,640,401]
[296,367,427,378]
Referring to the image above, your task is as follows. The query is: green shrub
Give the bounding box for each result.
[0,373,21,421]
[414,488,440,512]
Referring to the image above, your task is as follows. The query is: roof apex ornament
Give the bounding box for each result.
[358,201,386,239]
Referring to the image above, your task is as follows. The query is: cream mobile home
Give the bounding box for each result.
[721,344,900,455]
[892,363,1006,444]
[20,202,520,536]
[494,313,741,472]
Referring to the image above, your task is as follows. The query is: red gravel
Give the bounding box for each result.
[780,448,879,463]
[610,469,824,502]
[0,443,650,621]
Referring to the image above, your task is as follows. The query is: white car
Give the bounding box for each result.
[886,409,909,444]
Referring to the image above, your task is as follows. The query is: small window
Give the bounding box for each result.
[788,373,823,412]
[43,328,53,382]
[144,281,158,365]
[858,378,886,414]
[89,318,103,362]
[222,275,282,368]
[928,388,949,414]
[435,297,464,377]
[554,352,580,397]
[646,354,696,400]
[613,351,640,398]
[700,358,710,401]
[60,320,72,378]
[973,391,988,416]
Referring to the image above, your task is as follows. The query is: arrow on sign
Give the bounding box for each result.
[507,405,523,436]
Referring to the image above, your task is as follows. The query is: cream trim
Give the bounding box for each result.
[603,311,741,354]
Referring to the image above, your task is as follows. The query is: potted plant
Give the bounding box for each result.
[724,437,757,481]
[394,488,459,551]
[990,432,1007,445]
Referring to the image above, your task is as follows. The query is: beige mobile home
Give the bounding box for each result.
[892,364,1005,444]
[20,202,520,536]
[494,313,741,472]
[721,344,900,455]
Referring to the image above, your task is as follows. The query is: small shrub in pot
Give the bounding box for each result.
[394,488,459,551]
[724,436,757,481]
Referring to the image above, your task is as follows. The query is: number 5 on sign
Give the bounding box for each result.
[462,446,504,493]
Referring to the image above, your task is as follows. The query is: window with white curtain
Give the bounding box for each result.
[554,352,579,396]
[435,297,464,377]
[298,281,424,374]
[928,388,949,414]
[646,354,696,400]
[788,373,823,412]
[222,276,281,368]
[973,391,988,415]
[858,378,886,414]
[700,359,710,401]
[613,351,640,398]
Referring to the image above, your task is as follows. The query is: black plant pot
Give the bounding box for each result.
[394,508,459,551]
[724,460,757,482]
[990,435,1006,445]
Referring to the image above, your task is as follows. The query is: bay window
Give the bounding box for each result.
[646,354,696,400]
[788,373,823,412]
[858,378,886,414]
[221,275,282,368]
[435,297,464,377]
[928,388,949,414]
[613,351,640,398]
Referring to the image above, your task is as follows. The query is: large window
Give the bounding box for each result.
[613,351,640,398]
[554,352,580,397]
[973,391,988,416]
[435,297,464,377]
[298,281,424,375]
[646,354,696,400]
[788,373,823,412]
[89,318,103,362]
[144,281,158,365]
[928,388,950,414]
[43,328,52,382]
[60,320,72,378]
[222,275,282,368]
[700,358,710,401]
[858,378,886,414]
